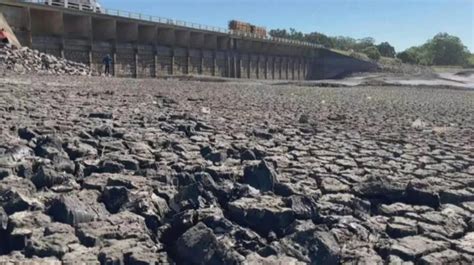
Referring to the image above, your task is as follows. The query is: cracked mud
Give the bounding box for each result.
[0,75,472,264]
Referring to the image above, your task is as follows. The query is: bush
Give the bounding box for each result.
[362,46,381,60]
[398,33,470,66]
[397,51,417,64]
[466,53,474,68]
[349,51,370,61]
[377,42,396,58]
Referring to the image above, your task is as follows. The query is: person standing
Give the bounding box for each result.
[41,54,50,70]
[102,54,113,76]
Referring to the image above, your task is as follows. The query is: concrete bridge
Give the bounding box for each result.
[0,0,377,79]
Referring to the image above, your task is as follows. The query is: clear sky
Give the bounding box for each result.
[100,0,473,52]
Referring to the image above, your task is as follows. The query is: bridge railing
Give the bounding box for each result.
[19,0,323,48]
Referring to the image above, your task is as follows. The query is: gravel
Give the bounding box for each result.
[0,74,472,264]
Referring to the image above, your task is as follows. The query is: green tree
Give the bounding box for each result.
[398,33,470,66]
[355,37,376,51]
[397,50,417,64]
[289,28,305,41]
[428,33,469,65]
[362,46,381,60]
[331,36,357,50]
[468,53,474,67]
[377,42,396,58]
[269,29,290,38]
[305,32,334,48]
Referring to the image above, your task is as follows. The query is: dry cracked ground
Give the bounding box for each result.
[0,75,472,265]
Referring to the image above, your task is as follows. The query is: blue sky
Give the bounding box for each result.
[101,0,473,52]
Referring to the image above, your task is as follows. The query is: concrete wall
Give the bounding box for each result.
[31,9,63,36]
[311,49,378,79]
[138,25,157,45]
[0,1,376,80]
[92,18,115,41]
[64,14,90,39]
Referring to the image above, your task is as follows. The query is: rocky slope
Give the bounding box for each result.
[0,47,91,76]
[0,75,472,264]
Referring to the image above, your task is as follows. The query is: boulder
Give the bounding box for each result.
[281,221,341,264]
[76,211,152,247]
[175,222,244,264]
[34,136,67,159]
[49,190,108,225]
[31,165,73,189]
[419,249,468,265]
[0,177,43,214]
[228,195,295,236]
[386,217,418,238]
[63,140,98,160]
[0,145,33,169]
[284,195,318,220]
[62,244,99,265]
[7,211,52,251]
[242,160,279,192]
[97,239,165,265]
[389,236,450,261]
[25,223,79,259]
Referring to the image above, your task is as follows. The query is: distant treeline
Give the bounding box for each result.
[270,29,473,67]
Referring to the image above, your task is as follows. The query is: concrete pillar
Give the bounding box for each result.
[298,59,302,80]
[25,7,32,47]
[170,48,174,75]
[256,55,259,79]
[200,50,204,75]
[112,44,117,76]
[225,51,232,77]
[212,50,217,76]
[60,38,65,58]
[286,58,290,80]
[302,58,306,79]
[272,57,275,80]
[291,59,295,80]
[134,48,138,78]
[88,49,93,68]
[247,56,251,78]
[279,58,282,80]
[186,49,190,74]
[264,56,268,79]
[303,59,307,79]
[233,53,237,78]
[154,50,158,77]
[88,18,93,69]
[235,53,242,78]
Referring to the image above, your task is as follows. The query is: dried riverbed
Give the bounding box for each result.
[0,75,472,264]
